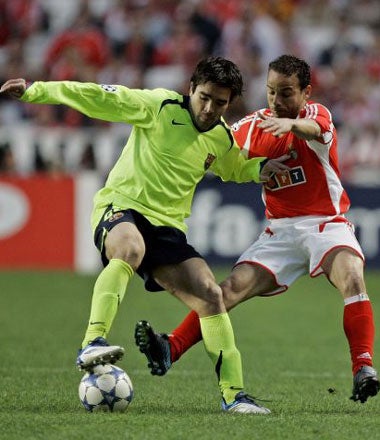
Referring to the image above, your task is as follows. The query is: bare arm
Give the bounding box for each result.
[258,112,321,140]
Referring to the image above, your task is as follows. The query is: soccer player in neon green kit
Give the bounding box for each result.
[1,57,290,414]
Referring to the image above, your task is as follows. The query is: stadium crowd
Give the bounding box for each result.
[0,0,380,184]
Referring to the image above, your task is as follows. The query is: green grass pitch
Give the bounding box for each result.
[1,268,380,440]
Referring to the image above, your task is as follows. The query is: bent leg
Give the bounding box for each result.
[154,258,243,403]
[168,263,278,362]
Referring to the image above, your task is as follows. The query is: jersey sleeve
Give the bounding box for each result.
[304,102,334,145]
[210,142,266,183]
[21,81,171,127]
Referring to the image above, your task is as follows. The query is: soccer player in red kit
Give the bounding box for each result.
[135,54,379,404]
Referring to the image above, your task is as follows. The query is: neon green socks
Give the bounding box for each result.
[200,313,243,404]
[81,259,134,348]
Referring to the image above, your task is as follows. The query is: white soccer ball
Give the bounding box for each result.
[78,364,133,412]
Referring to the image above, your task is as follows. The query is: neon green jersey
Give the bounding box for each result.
[22,81,266,232]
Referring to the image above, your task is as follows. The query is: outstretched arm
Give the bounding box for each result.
[1,78,163,126]
[258,112,321,140]
[1,79,134,123]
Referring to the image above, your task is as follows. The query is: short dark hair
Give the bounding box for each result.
[190,56,243,102]
[268,54,311,90]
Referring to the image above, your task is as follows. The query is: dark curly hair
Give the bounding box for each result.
[268,54,311,90]
[190,56,243,102]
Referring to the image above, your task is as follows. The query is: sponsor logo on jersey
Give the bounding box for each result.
[101,84,117,92]
[204,153,216,170]
[287,143,298,159]
[265,166,306,191]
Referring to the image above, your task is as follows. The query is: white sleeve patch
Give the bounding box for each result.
[322,130,333,144]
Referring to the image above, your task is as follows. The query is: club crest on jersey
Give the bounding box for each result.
[265,166,306,191]
[287,143,298,159]
[101,84,117,93]
[204,153,216,170]
[107,212,124,223]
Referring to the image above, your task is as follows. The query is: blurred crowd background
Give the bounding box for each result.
[0,0,380,185]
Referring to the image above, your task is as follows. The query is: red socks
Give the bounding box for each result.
[168,310,202,362]
[168,293,375,376]
[343,293,375,375]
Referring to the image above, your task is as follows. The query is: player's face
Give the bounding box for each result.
[189,82,231,131]
[266,70,311,119]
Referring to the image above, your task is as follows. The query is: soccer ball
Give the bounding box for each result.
[78,364,133,412]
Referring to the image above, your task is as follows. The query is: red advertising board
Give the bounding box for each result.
[0,175,75,269]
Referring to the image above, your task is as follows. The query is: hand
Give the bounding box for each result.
[0,78,27,99]
[260,154,291,182]
[258,112,293,138]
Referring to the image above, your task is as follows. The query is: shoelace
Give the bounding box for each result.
[239,393,272,404]
[89,337,109,347]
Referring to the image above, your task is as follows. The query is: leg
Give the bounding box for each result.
[154,258,225,316]
[77,222,144,370]
[135,263,278,370]
[172,263,276,361]
[82,221,144,345]
[323,248,379,402]
[137,220,294,370]
[172,263,276,358]
[169,264,278,362]
[151,258,270,412]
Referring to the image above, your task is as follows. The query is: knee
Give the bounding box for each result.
[339,270,366,296]
[199,278,224,310]
[220,274,243,308]
[220,265,270,308]
[329,253,366,296]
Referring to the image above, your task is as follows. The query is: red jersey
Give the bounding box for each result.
[232,102,350,219]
